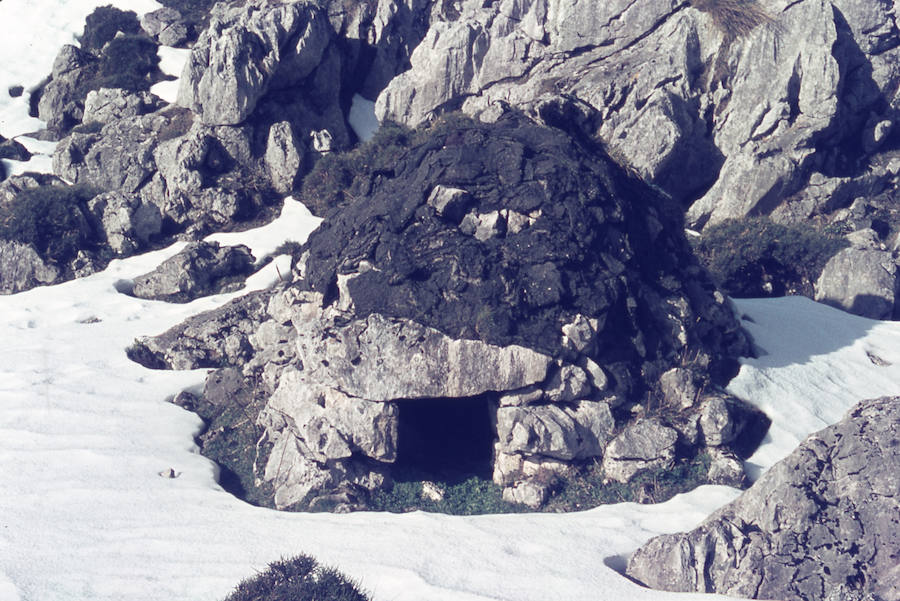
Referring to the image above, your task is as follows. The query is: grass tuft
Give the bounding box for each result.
[224,554,370,601]
[690,0,775,40]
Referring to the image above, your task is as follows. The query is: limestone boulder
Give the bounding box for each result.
[177,0,332,126]
[82,88,163,126]
[37,44,95,135]
[495,401,615,461]
[815,247,900,319]
[294,311,554,401]
[626,396,900,601]
[141,7,189,47]
[87,191,162,255]
[264,121,303,195]
[0,241,60,295]
[52,114,163,194]
[131,241,255,303]
[130,289,273,370]
[262,366,398,463]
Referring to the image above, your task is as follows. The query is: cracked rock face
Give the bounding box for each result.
[626,396,900,601]
[375,0,900,229]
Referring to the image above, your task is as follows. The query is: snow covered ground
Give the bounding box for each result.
[1,196,899,601]
[2,1,900,600]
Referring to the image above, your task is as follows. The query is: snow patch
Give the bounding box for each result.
[205,196,322,260]
[151,46,191,104]
[349,94,379,142]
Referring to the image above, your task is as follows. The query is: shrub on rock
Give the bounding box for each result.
[80,5,142,53]
[224,555,369,601]
[94,34,160,92]
[692,217,847,298]
[0,184,99,266]
[301,122,413,215]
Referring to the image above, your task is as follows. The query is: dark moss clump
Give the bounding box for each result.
[0,184,100,266]
[95,34,161,91]
[301,122,415,215]
[692,217,848,298]
[80,5,142,53]
[224,555,369,601]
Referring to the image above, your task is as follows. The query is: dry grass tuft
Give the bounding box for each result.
[690,0,775,39]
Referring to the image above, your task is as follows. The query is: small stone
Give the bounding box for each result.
[427,185,471,223]
[311,129,335,153]
[421,481,445,502]
[602,419,678,483]
[502,480,548,509]
[706,448,746,487]
[544,363,591,402]
[699,395,736,447]
[659,367,699,409]
[561,314,597,353]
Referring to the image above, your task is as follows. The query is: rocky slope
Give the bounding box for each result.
[626,396,900,601]
[2,0,436,293]
[375,0,900,225]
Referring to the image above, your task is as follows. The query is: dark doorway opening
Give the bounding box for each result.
[394,394,496,483]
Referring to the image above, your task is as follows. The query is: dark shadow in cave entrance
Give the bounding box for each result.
[393,394,496,484]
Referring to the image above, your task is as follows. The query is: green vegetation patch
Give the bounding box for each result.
[0,184,99,266]
[224,555,370,601]
[692,217,848,298]
[546,453,713,511]
[365,453,715,515]
[368,473,525,515]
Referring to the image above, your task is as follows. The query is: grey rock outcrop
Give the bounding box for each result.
[131,241,255,303]
[814,247,900,319]
[0,241,60,295]
[374,0,900,233]
[177,0,333,126]
[82,88,163,126]
[626,396,900,601]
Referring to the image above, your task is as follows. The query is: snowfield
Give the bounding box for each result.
[1,197,899,601]
[2,1,900,599]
